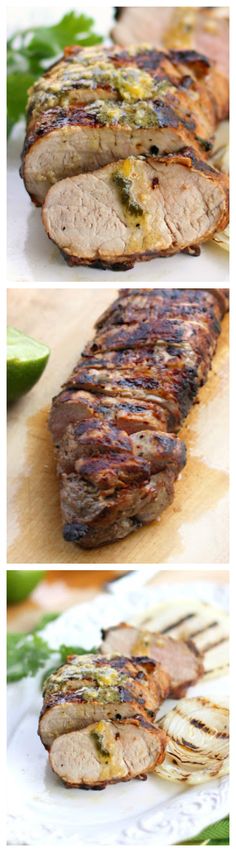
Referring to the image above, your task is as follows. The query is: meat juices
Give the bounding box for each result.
[49,288,229,549]
[21,45,228,206]
[42,153,229,270]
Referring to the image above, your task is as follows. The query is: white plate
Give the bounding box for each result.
[7,580,229,845]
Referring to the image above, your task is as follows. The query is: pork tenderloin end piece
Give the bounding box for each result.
[54,415,186,548]
[39,653,170,748]
[101,623,203,697]
[49,717,167,789]
[42,152,229,269]
[60,466,180,549]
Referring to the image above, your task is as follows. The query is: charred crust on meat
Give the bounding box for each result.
[180,75,194,89]
[182,245,201,256]
[114,48,168,70]
[169,49,211,75]
[63,522,89,541]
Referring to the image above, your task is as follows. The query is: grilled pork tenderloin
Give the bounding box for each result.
[49,716,167,789]
[42,152,229,269]
[49,288,228,548]
[39,654,170,749]
[101,623,203,698]
[21,45,228,205]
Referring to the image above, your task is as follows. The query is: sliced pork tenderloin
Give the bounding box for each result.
[42,152,229,269]
[21,45,229,205]
[39,654,170,749]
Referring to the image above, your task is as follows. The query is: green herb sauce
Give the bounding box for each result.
[112,173,144,217]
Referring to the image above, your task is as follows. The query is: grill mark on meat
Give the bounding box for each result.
[83,317,216,358]
[169,49,210,73]
[49,288,228,548]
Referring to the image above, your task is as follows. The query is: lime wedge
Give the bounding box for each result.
[7,326,50,403]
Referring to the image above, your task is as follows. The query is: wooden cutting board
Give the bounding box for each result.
[7,288,229,565]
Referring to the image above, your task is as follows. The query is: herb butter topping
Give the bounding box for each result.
[43,656,131,701]
[86,97,170,127]
[27,49,172,118]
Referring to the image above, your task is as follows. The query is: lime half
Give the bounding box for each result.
[7,327,50,403]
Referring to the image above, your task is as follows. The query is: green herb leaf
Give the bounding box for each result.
[7,71,37,135]
[58,643,97,662]
[7,633,51,682]
[45,12,102,52]
[7,11,103,135]
[179,816,229,845]
[7,624,98,685]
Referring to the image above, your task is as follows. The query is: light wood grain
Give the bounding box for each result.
[7,289,229,565]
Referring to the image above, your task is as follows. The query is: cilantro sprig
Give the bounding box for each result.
[7,612,97,683]
[7,11,103,135]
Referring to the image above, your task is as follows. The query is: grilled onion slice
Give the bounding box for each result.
[155,696,229,784]
[139,599,229,680]
[213,225,229,252]
[209,121,229,251]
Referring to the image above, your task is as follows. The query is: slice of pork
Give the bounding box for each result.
[101,623,203,697]
[42,152,229,269]
[49,716,167,789]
